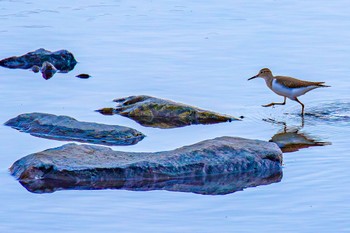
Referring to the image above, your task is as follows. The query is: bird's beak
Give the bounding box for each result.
[248,75,258,81]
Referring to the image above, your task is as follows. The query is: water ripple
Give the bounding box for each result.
[305,101,350,124]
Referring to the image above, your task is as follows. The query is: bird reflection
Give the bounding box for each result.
[264,118,331,153]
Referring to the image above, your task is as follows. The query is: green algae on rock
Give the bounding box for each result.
[97,95,240,128]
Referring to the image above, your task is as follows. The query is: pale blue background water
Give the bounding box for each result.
[0,1,349,232]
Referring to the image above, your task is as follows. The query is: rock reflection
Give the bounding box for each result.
[18,170,282,195]
[265,118,331,153]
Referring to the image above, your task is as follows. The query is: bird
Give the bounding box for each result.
[248,68,329,115]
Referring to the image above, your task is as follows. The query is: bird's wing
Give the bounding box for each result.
[274,76,325,88]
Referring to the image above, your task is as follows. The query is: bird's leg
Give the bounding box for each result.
[262,97,286,107]
[301,115,305,128]
[295,97,305,116]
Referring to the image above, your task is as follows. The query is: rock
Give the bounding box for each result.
[76,73,91,79]
[40,61,57,80]
[97,95,240,128]
[97,108,115,115]
[10,137,283,195]
[31,65,40,73]
[0,48,77,72]
[4,113,145,146]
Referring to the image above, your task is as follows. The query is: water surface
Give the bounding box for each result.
[1,1,349,232]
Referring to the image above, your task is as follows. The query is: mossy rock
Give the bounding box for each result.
[98,95,239,128]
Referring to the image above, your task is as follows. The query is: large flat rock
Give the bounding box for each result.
[0,48,77,72]
[5,113,145,146]
[10,137,283,195]
[97,95,240,128]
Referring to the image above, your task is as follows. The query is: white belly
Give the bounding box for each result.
[271,79,317,100]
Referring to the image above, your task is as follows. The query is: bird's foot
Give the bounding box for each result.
[262,103,275,107]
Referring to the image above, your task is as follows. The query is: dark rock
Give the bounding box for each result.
[18,169,282,195]
[10,137,283,195]
[97,95,240,128]
[0,48,77,72]
[76,73,91,79]
[31,65,40,73]
[40,61,57,80]
[4,113,145,146]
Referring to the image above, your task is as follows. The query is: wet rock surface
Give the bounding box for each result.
[98,95,239,128]
[10,137,283,195]
[0,48,77,72]
[5,113,145,146]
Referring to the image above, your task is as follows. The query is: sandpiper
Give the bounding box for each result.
[248,68,329,115]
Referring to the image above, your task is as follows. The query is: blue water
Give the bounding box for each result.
[1,1,349,232]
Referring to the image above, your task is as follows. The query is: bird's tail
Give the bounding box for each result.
[317,82,330,87]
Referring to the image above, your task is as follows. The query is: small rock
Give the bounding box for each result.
[41,61,57,80]
[96,108,115,115]
[31,65,40,73]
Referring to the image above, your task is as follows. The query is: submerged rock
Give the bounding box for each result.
[5,113,145,146]
[0,48,77,72]
[10,137,283,195]
[97,95,239,128]
[305,101,350,125]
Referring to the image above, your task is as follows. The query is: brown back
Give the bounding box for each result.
[275,76,325,88]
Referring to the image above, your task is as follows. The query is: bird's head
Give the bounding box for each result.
[248,68,273,80]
